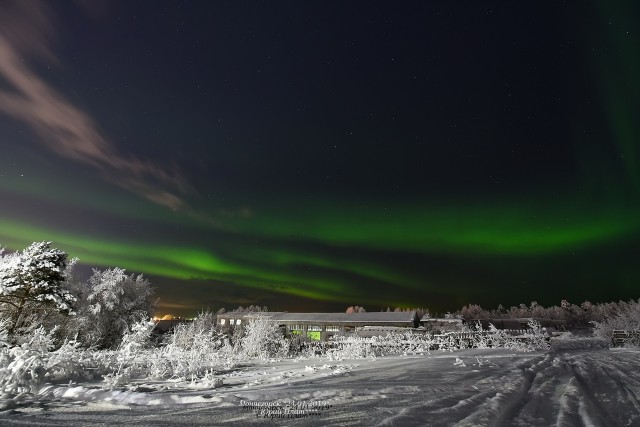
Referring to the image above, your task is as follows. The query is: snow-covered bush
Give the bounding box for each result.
[119,320,155,357]
[323,321,549,359]
[0,323,111,396]
[0,326,57,395]
[463,322,492,349]
[149,311,231,381]
[521,319,550,351]
[236,315,289,361]
[102,319,155,388]
[167,311,221,350]
[44,338,100,382]
[327,336,376,360]
[433,333,459,352]
[373,332,434,355]
[326,332,434,360]
[457,320,549,352]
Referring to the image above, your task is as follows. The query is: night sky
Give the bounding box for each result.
[1,1,639,316]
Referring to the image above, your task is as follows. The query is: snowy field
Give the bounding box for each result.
[1,346,639,426]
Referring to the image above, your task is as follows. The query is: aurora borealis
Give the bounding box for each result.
[1,2,639,316]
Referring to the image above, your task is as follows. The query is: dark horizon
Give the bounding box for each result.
[1,1,639,317]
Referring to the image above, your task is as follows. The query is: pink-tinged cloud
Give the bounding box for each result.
[0,1,191,211]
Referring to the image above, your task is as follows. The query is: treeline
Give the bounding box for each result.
[338,300,639,334]
[220,305,269,313]
[455,300,640,330]
[340,305,432,320]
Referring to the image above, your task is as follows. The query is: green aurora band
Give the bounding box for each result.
[2,192,639,311]
[224,200,640,255]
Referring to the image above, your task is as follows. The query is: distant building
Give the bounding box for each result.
[275,312,419,341]
[216,312,285,329]
[217,311,419,341]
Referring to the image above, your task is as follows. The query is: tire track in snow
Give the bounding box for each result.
[455,350,640,427]
[454,354,551,426]
[511,350,640,427]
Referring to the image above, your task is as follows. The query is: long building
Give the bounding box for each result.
[216,311,419,341]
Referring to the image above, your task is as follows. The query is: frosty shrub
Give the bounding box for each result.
[465,322,492,349]
[103,319,155,388]
[592,299,640,346]
[236,315,289,361]
[522,319,550,351]
[456,320,549,352]
[167,311,221,350]
[0,322,106,396]
[119,320,155,357]
[0,326,56,395]
[325,332,429,360]
[44,338,100,383]
[327,336,376,360]
[432,333,459,352]
[102,365,132,389]
[104,320,155,388]
[378,332,435,355]
[320,323,550,360]
[149,311,231,381]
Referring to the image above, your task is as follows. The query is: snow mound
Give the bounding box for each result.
[550,334,609,352]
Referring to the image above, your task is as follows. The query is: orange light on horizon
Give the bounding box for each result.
[153,314,176,321]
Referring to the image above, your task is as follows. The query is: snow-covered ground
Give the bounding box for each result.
[0,345,639,426]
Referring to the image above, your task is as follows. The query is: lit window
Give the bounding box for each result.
[308,325,321,331]
[290,324,302,331]
[326,325,339,332]
[236,319,242,325]
[220,319,226,325]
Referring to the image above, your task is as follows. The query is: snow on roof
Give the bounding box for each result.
[421,317,463,323]
[272,312,417,323]
[217,312,286,318]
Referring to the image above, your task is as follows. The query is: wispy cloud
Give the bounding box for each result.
[0,1,191,211]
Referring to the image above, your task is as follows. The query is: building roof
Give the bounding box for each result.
[272,311,417,323]
[217,311,285,319]
[421,317,463,323]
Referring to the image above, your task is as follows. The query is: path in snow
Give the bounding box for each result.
[0,347,638,426]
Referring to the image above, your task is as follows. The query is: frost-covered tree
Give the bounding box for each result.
[78,267,155,349]
[34,257,87,343]
[236,315,289,361]
[168,311,224,351]
[0,242,75,338]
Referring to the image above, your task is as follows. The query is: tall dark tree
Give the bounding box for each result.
[0,242,75,337]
